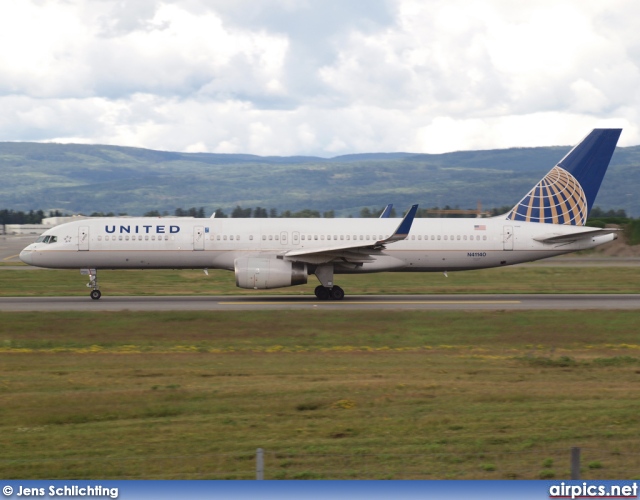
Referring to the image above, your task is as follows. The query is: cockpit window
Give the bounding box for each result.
[36,235,57,244]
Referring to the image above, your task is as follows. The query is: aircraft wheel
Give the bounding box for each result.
[330,286,345,300]
[90,290,102,300]
[314,285,330,300]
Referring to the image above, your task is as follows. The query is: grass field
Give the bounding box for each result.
[1,264,640,296]
[1,309,639,479]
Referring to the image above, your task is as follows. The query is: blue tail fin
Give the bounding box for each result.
[505,129,621,225]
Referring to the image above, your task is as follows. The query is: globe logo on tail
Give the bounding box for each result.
[506,166,588,225]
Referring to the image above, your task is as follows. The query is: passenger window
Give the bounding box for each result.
[483,235,487,240]
[230,235,234,240]
[275,235,279,240]
[224,235,227,241]
[250,235,253,241]
[314,235,318,240]
[457,235,460,240]
[444,235,448,240]
[236,235,240,240]
[262,235,266,240]
[437,235,441,240]
[417,235,421,240]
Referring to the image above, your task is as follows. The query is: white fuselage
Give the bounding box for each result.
[19,216,615,274]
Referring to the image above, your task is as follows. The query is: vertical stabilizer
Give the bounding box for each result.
[505,129,621,225]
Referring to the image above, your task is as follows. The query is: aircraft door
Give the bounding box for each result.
[79,226,89,251]
[292,231,300,245]
[280,231,288,245]
[503,225,514,251]
[194,226,205,251]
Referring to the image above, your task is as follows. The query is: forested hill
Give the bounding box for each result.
[1,141,639,217]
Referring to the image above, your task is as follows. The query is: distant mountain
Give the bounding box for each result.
[1,142,638,217]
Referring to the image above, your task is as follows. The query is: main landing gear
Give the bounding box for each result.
[81,268,102,300]
[314,285,345,301]
[313,263,344,300]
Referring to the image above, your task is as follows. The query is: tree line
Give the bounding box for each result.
[0,209,54,225]
[1,206,630,224]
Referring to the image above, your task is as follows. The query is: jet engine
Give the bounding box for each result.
[234,257,308,289]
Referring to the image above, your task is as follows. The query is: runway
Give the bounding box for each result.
[1,294,639,311]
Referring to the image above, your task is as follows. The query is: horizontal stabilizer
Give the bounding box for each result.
[533,228,620,244]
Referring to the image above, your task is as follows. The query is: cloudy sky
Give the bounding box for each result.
[1,0,639,156]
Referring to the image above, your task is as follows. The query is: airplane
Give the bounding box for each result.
[19,128,622,301]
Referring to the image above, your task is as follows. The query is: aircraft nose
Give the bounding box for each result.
[19,248,33,265]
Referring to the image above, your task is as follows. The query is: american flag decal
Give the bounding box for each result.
[474,224,486,230]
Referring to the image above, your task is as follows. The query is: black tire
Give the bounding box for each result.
[90,290,102,300]
[330,286,345,300]
[314,285,330,300]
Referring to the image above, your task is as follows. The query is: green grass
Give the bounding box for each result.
[1,310,640,479]
[1,265,640,296]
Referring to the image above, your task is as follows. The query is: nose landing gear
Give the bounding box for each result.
[81,268,102,300]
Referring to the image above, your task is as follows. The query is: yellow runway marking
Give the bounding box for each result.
[221,300,522,305]
[2,254,20,262]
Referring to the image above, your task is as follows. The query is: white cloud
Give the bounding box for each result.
[1,0,639,155]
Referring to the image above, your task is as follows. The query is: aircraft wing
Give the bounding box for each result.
[379,204,393,218]
[284,205,418,264]
[533,227,621,244]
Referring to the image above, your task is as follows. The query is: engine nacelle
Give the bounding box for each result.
[234,257,308,289]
